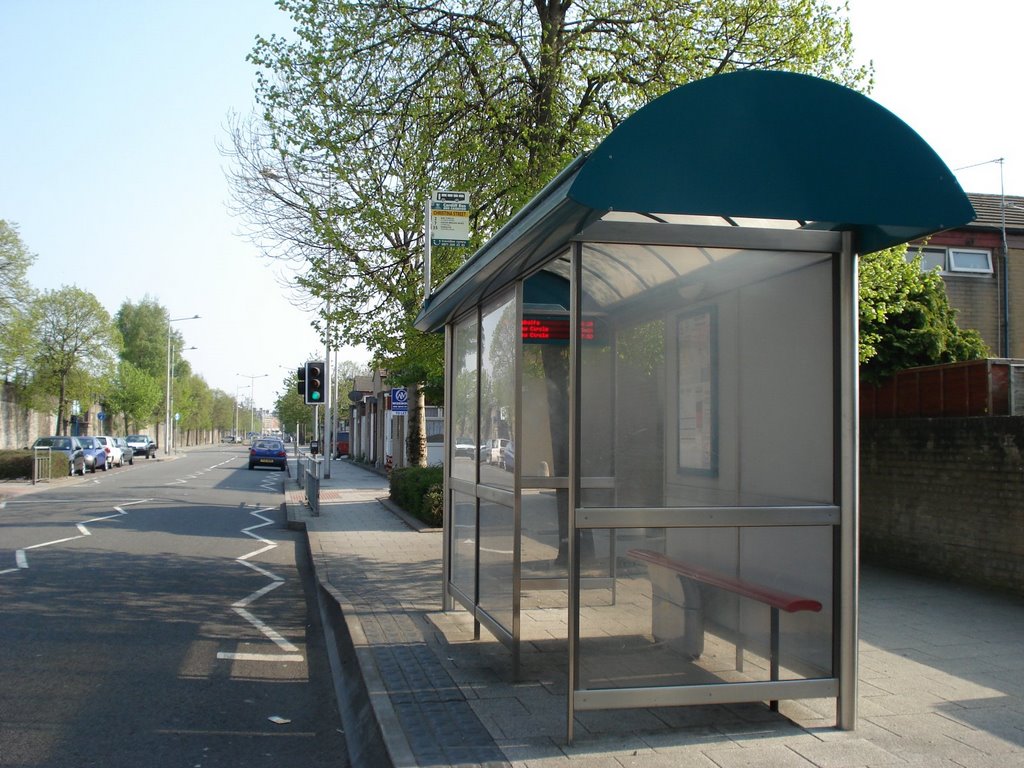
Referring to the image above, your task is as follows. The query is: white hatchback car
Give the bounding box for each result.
[94,435,125,467]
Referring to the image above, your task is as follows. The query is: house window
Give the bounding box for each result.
[948,248,993,274]
[906,246,992,275]
[916,247,946,272]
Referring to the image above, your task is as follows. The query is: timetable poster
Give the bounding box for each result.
[677,308,716,474]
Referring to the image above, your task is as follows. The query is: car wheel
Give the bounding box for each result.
[128,456,134,465]
[89,464,96,473]
[248,463,255,470]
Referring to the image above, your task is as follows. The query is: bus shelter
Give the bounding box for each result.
[414,71,973,742]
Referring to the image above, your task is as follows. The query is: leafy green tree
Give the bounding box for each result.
[105,360,163,434]
[0,220,37,376]
[115,296,172,379]
[859,245,988,384]
[177,373,213,446]
[232,0,868,375]
[210,389,236,434]
[28,286,121,434]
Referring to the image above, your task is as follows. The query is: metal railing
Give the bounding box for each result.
[33,447,51,485]
[295,449,322,516]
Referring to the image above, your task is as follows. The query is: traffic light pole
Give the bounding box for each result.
[324,276,332,479]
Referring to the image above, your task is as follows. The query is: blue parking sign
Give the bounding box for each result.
[391,387,408,413]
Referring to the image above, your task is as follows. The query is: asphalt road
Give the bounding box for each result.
[0,445,348,768]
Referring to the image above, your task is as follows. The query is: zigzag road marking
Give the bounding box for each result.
[0,500,150,575]
[217,506,303,663]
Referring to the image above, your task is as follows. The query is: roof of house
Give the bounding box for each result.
[351,375,374,393]
[966,192,1024,230]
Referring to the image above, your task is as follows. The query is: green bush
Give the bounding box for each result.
[0,449,71,480]
[0,449,78,480]
[0,450,32,480]
[389,465,443,527]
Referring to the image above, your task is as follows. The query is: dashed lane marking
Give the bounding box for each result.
[0,500,150,575]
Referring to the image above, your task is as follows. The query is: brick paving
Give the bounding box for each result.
[291,458,1024,768]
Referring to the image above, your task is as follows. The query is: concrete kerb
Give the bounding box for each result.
[285,476,416,768]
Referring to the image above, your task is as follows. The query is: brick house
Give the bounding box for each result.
[909,192,1024,357]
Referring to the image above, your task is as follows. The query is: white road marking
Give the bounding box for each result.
[216,653,305,662]
[230,608,299,652]
[1,500,148,574]
[24,534,88,550]
[0,549,29,574]
[218,506,303,663]
[163,459,234,487]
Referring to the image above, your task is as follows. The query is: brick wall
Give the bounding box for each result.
[0,382,55,449]
[943,273,999,352]
[860,417,1024,596]
[1009,242,1024,358]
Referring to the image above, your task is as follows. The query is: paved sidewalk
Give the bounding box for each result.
[289,458,1024,768]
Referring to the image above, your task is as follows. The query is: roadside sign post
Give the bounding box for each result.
[424,190,471,300]
[391,387,409,414]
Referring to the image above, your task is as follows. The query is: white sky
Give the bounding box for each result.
[1,1,1020,408]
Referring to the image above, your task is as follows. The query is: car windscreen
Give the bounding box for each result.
[35,437,69,449]
[79,438,97,447]
[254,441,282,450]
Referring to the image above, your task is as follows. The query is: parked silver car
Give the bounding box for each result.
[126,434,157,459]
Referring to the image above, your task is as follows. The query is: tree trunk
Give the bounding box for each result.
[406,382,427,467]
[57,379,67,435]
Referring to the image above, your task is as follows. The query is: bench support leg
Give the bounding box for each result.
[770,607,780,711]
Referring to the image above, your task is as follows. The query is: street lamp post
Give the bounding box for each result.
[234,382,249,441]
[169,345,197,453]
[166,314,200,456]
[237,372,268,441]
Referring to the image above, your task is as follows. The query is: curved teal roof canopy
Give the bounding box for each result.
[416,70,974,332]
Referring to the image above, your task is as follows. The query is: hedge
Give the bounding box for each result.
[389,465,443,527]
[0,449,72,480]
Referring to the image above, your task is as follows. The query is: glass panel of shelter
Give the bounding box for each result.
[519,269,618,610]
[448,317,479,614]
[570,238,837,706]
[445,235,839,709]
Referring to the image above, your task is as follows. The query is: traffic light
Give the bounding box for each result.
[296,366,306,398]
[304,360,325,405]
